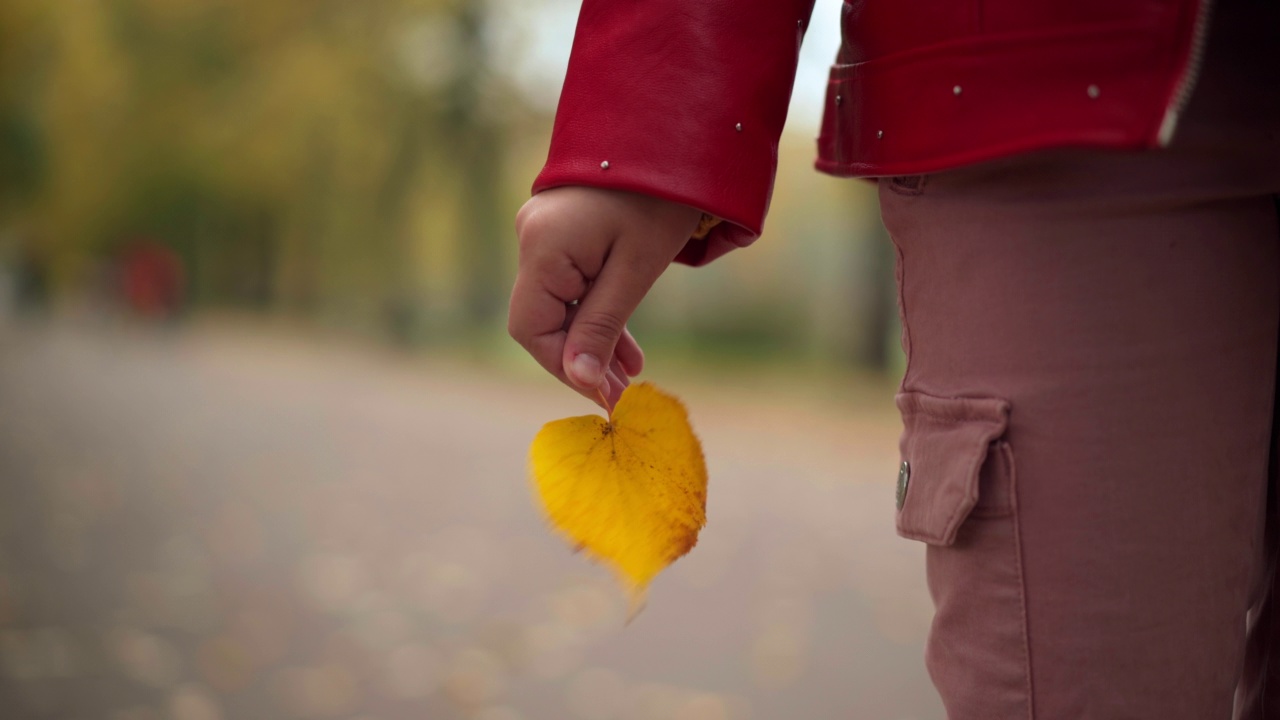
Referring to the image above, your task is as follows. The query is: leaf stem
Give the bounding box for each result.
[596,387,612,420]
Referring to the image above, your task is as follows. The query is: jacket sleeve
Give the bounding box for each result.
[532,0,818,266]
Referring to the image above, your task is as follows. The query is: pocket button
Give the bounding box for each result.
[896,460,911,510]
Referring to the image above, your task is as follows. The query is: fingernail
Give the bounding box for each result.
[570,353,603,387]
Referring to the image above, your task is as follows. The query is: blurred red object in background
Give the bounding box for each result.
[119,238,185,320]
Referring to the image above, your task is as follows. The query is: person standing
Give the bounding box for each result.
[507,1,1280,716]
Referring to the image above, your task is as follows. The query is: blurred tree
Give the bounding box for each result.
[0,2,46,213]
[0,0,516,335]
[850,221,896,371]
[442,1,507,328]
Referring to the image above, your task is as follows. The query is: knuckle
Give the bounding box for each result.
[515,204,551,252]
[514,201,535,238]
[506,309,531,346]
[572,311,625,345]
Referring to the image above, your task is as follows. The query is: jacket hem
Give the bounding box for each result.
[815,20,1185,179]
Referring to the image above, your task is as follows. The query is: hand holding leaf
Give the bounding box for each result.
[529,382,708,616]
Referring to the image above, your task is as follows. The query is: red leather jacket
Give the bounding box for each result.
[533,0,1212,265]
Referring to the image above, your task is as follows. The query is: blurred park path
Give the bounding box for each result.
[0,319,942,720]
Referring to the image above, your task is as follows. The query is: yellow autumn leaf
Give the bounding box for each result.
[529,382,708,613]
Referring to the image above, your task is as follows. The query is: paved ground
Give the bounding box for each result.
[0,319,942,720]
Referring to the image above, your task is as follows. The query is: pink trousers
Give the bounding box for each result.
[879,3,1280,717]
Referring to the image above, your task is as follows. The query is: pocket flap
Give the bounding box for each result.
[895,392,1011,546]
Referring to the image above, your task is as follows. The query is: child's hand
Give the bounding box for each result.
[508,186,703,411]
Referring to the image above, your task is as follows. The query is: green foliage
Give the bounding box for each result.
[0,0,513,333]
[0,108,44,205]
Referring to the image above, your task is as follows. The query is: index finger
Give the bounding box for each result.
[508,271,575,380]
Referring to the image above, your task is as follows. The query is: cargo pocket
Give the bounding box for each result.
[895,390,1034,719]
[894,391,1012,545]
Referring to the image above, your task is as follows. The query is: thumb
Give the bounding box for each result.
[563,250,663,391]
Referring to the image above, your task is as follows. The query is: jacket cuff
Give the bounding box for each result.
[532,0,816,266]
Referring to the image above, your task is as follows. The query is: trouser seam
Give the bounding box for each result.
[1007,440,1036,719]
[893,242,913,391]
[1264,194,1280,718]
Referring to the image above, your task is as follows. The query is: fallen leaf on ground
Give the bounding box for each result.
[529,382,708,616]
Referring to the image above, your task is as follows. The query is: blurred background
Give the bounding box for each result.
[0,1,941,719]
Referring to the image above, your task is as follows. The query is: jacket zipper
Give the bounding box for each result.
[1157,0,1214,146]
